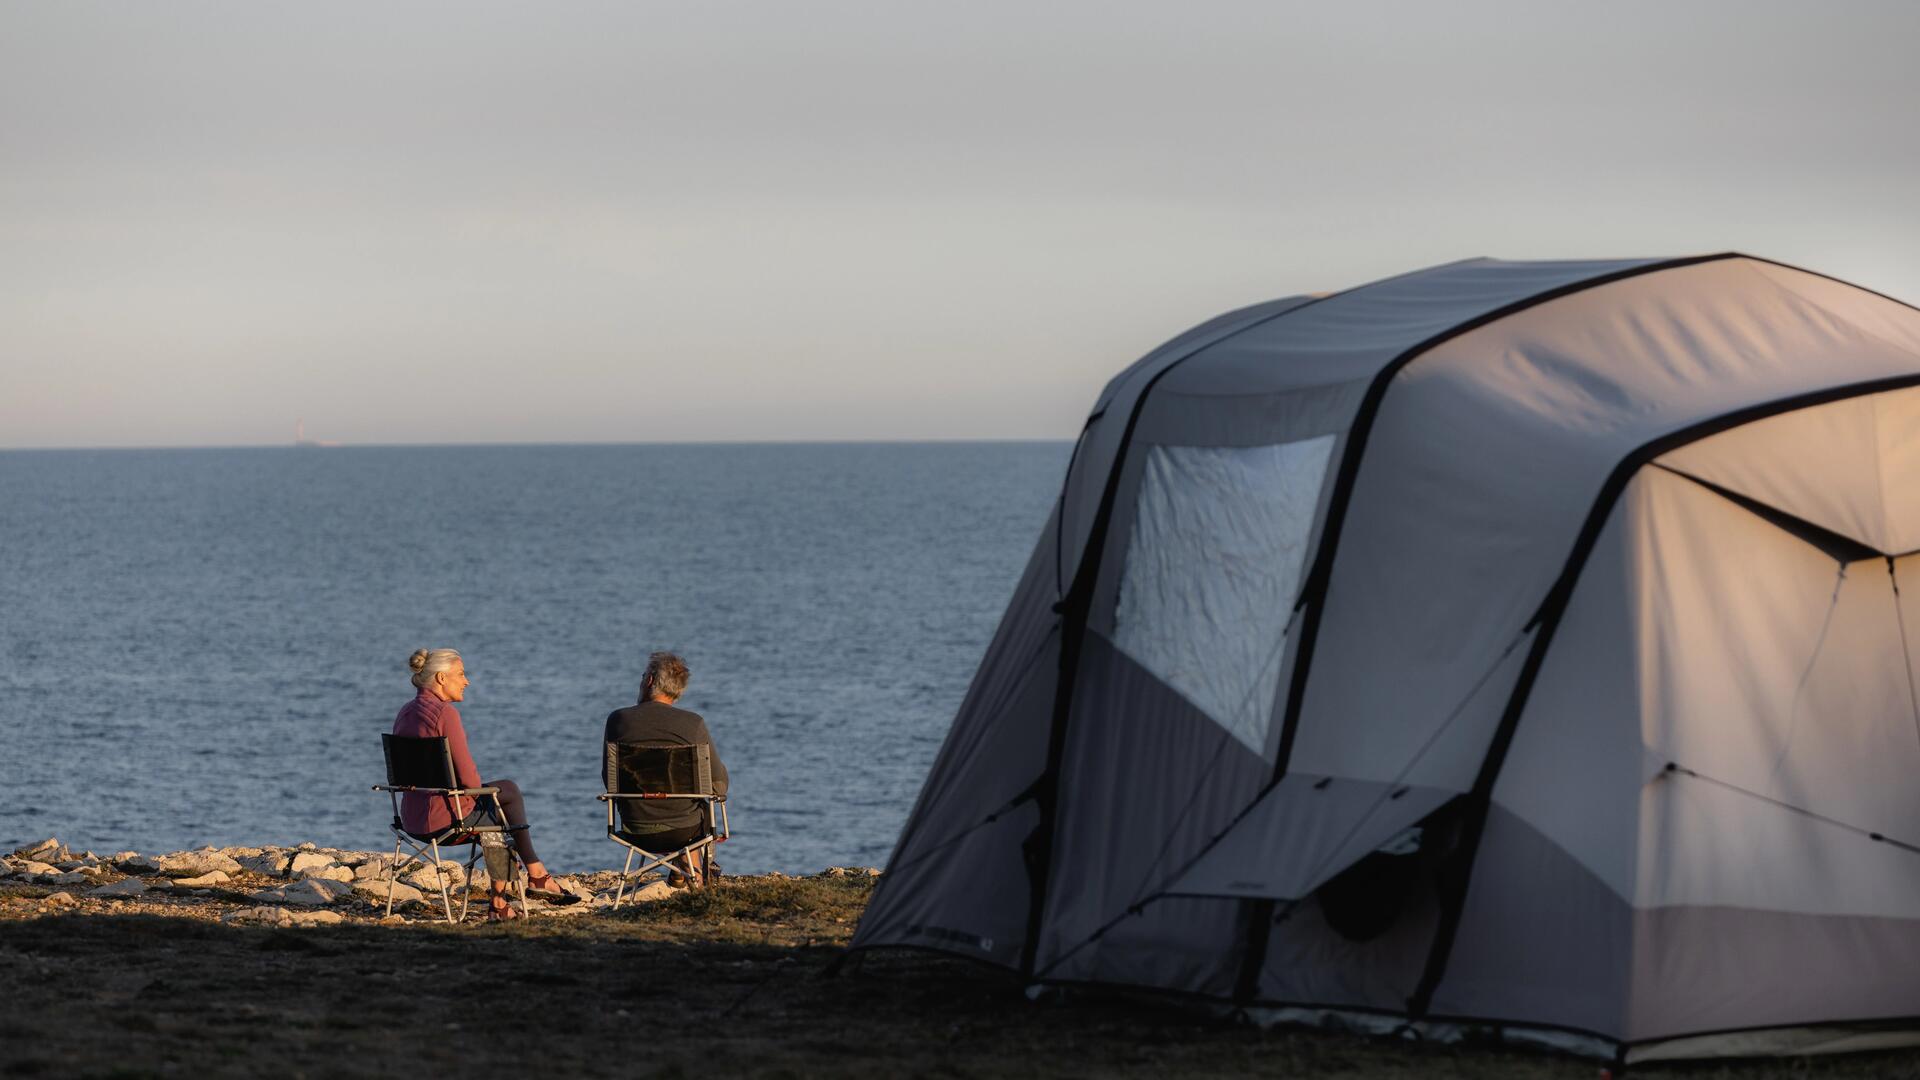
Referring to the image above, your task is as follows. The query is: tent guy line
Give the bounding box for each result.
[1662,763,1920,857]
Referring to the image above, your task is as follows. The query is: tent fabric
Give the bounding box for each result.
[852,507,1064,963]
[851,252,1920,1059]
[1112,437,1335,753]
[1659,385,1920,556]
[1031,635,1269,980]
[1163,775,1455,901]
[1058,295,1320,589]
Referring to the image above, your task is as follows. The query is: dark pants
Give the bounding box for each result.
[625,822,707,852]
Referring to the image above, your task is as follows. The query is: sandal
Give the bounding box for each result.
[526,873,573,903]
[487,890,521,922]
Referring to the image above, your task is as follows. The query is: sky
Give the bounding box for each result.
[2,1,1917,449]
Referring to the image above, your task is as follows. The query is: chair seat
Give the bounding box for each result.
[612,828,714,853]
[402,825,506,844]
[378,732,527,924]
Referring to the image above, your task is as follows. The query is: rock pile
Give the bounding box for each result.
[1,837,720,925]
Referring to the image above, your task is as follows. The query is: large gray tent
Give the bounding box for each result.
[851,254,1920,1062]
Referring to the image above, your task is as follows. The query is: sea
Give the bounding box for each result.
[0,441,1071,875]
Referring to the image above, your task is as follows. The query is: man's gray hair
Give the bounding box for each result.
[643,651,690,700]
[408,648,462,689]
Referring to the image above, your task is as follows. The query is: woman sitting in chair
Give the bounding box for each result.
[395,647,566,919]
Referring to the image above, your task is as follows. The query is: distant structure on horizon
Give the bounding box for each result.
[293,419,340,448]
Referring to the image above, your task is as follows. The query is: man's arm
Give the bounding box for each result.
[694,717,729,797]
[601,710,620,775]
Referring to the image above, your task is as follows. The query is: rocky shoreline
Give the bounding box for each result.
[1,836,880,928]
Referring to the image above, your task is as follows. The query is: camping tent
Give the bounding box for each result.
[850,254,1920,1062]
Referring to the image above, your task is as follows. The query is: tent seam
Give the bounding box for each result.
[1408,370,1920,1020]
[1252,252,1744,1009]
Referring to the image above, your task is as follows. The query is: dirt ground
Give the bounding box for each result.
[3,875,1919,1080]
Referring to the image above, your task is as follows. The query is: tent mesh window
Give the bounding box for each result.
[1111,436,1334,753]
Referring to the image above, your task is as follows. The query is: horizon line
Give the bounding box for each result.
[0,434,1078,454]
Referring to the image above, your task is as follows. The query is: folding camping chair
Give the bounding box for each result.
[597,741,730,908]
[373,733,528,923]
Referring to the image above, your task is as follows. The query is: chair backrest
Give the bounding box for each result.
[606,741,713,796]
[383,733,457,789]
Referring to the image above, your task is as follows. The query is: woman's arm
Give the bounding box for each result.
[442,707,484,791]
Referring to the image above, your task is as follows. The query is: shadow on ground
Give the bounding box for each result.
[2,878,1917,1079]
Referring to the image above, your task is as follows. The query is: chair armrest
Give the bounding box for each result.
[373,785,499,796]
[597,792,722,801]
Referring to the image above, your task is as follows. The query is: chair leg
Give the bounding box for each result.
[385,836,404,918]
[614,846,636,910]
[429,840,456,925]
[459,847,483,923]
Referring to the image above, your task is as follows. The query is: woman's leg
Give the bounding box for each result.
[483,778,550,881]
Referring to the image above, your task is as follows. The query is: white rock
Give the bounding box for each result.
[41,891,78,908]
[254,878,353,906]
[21,861,59,877]
[353,878,425,906]
[303,865,355,884]
[403,863,466,892]
[44,871,90,886]
[89,878,149,898]
[334,852,375,868]
[13,838,62,862]
[236,852,288,876]
[296,841,318,851]
[158,850,243,878]
[353,859,396,882]
[115,854,159,874]
[288,910,345,927]
[623,881,676,904]
[286,852,336,877]
[174,871,231,888]
[223,907,293,927]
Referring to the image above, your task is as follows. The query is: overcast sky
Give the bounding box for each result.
[3,1,1917,448]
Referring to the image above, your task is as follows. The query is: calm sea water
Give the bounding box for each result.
[0,442,1069,875]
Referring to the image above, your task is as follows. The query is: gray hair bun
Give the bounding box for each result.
[408,649,430,675]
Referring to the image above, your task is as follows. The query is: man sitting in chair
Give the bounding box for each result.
[603,651,730,887]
